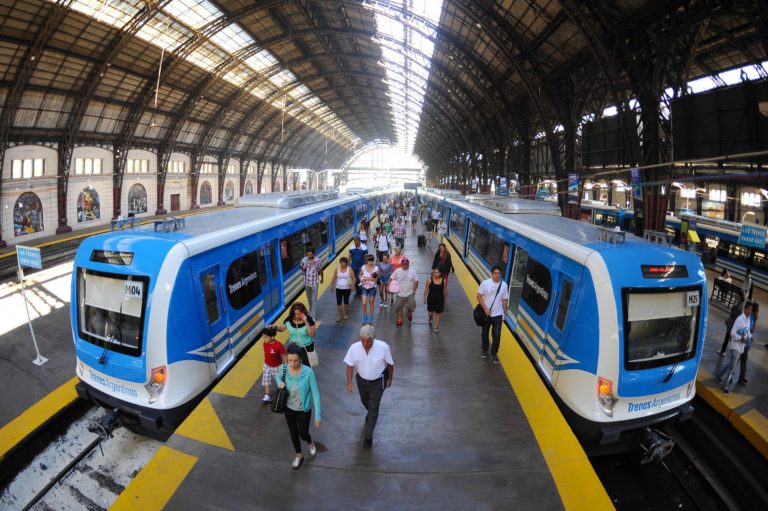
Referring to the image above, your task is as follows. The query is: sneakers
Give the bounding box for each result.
[291,456,304,469]
[396,319,403,327]
[481,352,488,359]
[261,394,271,403]
[738,379,748,385]
[309,443,317,456]
[407,311,413,322]
[723,388,730,396]
[382,302,388,308]
[492,356,500,365]
[380,301,386,307]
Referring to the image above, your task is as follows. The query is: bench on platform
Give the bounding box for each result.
[710,279,743,309]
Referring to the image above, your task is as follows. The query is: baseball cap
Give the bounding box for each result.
[401,258,410,264]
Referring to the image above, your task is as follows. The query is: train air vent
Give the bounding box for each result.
[641,230,671,246]
[464,194,562,215]
[236,191,339,209]
[597,225,627,243]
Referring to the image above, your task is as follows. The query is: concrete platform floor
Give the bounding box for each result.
[115,229,608,510]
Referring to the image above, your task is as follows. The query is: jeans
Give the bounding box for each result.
[739,346,751,381]
[717,348,741,391]
[284,407,313,453]
[481,315,503,356]
[306,286,318,316]
[356,373,385,440]
[351,267,362,295]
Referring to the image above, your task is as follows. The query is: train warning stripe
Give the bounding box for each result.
[0,376,79,462]
[111,446,197,511]
[214,340,266,398]
[446,242,613,510]
[175,397,234,451]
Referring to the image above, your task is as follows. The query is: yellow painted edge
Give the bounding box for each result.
[446,242,613,510]
[730,409,768,460]
[0,376,79,462]
[175,396,234,451]
[110,446,198,511]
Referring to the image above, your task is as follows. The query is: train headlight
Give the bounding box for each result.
[597,376,618,417]
[687,380,695,398]
[145,366,167,404]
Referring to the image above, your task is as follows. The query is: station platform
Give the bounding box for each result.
[696,271,768,459]
[113,230,610,510]
[0,206,229,463]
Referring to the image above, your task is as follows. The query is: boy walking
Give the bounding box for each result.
[261,326,286,403]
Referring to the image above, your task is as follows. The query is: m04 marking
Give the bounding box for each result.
[124,281,143,300]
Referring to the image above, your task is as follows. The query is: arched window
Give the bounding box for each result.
[244,180,253,195]
[77,186,100,223]
[128,183,148,214]
[13,192,44,237]
[225,181,235,201]
[200,181,212,205]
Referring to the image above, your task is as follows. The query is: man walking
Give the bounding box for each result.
[477,266,509,365]
[344,325,394,448]
[301,247,323,316]
[717,301,752,395]
[349,237,367,297]
[391,258,418,327]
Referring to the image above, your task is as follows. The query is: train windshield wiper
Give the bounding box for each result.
[99,304,123,365]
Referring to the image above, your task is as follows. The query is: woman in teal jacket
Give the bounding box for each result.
[276,343,322,469]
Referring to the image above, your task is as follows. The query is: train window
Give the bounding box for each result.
[450,209,466,238]
[308,220,329,249]
[76,269,147,357]
[281,231,307,275]
[334,208,353,234]
[728,244,751,263]
[225,250,263,310]
[468,221,507,270]
[356,204,367,223]
[754,250,767,270]
[269,243,278,278]
[521,256,552,316]
[624,289,699,370]
[554,280,573,331]
[201,271,220,324]
[508,246,528,317]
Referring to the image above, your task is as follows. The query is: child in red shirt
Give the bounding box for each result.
[262,326,286,403]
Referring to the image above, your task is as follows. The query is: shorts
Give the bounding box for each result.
[262,363,279,387]
[361,286,378,297]
[394,294,416,313]
[336,288,351,305]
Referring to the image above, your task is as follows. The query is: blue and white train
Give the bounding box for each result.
[423,189,707,448]
[71,190,384,434]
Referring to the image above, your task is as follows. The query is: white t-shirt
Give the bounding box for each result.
[377,233,390,252]
[343,339,394,380]
[392,267,418,297]
[478,278,509,317]
[336,267,352,290]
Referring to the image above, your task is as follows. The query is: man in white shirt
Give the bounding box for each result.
[716,301,753,395]
[391,258,419,327]
[344,325,394,448]
[476,266,509,365]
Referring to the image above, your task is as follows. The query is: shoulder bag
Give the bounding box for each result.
[474,282,502,327]
[388,278,400,294]
[270,364,290,414]
[305,346,319,368]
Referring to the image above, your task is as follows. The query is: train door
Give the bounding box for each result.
[200,266,234,373]
[263,240,283,320]
[543,274,575,381]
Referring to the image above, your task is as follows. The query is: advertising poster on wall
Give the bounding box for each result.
[225,181,235,201]
[471,178,479,193]
[128,184,147,214]
[568,174,579,204]
[630,168,643,202]
[77,187,100,223]
[495,176,509,196]
[200,181,213,205]
[14,192,44,236]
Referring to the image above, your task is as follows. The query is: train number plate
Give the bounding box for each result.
[124,281,143,300]
[686,291,700,307]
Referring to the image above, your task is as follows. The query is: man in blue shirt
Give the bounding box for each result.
[348,237,368,297]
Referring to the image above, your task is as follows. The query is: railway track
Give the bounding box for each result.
[0,403,160,510]
[593,396,768,510]
[0,237,83,282]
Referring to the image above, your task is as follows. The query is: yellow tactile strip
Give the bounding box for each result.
[696,368,768,460]
[110,446,197,511]
[445,241,613,510]
[0,376,79,462]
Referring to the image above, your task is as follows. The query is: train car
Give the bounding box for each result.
[70,190,379,436]
[423,190,706,451]
[666,213,768,290]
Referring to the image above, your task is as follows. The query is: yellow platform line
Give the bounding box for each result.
[175,397,234,451]
[110,446,197,511]
[696,369,767,460]
[446,241,613,510]
[0,376,79,462]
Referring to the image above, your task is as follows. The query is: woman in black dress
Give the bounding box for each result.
[431,243,454,293]
[424,268,447,333]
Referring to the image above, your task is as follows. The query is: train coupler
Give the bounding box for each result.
[87,408,121,440]
[640,427,675,464]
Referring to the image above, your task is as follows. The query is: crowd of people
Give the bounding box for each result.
[258,192,511,469]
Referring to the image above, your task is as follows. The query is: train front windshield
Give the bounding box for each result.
[76,268,148,357]
[623,290,700,370]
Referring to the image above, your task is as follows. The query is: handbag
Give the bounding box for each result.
[305,346,319,368]
[388,279,400,294]
[474,282,502,327]
[270,364,289,414]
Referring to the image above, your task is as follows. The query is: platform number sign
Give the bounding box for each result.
[124,281,143,300]
[686,291,700,308]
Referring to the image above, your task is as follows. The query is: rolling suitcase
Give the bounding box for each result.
[417,234,426,247]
